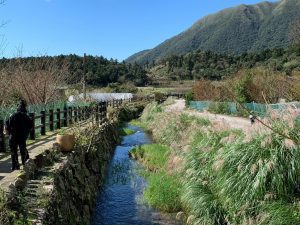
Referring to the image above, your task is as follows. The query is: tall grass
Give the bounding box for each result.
[130,144,183,212]
[182,122,300,224]
[140,102,163,124]
[144,172,182,212]
[129,144,169,171]
[257,201,300,225]
[143,106,210,146]
[136,101,300,224]
[182,131,231,225]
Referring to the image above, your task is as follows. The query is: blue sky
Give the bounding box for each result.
[0,0,277,61]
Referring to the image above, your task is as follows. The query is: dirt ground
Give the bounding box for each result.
[165,99,266,135]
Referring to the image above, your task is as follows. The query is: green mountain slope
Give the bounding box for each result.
[126,0,300,65]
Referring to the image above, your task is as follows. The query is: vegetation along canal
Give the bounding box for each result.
[91,124,181,225]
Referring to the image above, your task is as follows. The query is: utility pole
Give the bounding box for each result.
[83,53,87,101]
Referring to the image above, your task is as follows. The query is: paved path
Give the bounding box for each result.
[0,134,58,190]
[166,99,265,134]
[0,121,90,190]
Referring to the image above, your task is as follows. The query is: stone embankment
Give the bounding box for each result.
[1,101,146,225]
[43,122,119,225]
[2,121,118,225]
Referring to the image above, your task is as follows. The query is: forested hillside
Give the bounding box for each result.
[127,0,300,65]
[147,45,300,81]
[0,54,147,86]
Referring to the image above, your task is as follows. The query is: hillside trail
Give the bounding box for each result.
[165,99,266,135]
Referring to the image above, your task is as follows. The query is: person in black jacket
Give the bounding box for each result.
[5,100,33,171]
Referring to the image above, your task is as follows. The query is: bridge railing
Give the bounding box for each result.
[0,98,130,153]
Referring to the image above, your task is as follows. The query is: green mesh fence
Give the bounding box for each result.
[189,101,300,117]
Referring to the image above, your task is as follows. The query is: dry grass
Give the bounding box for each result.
[137,101,300,225]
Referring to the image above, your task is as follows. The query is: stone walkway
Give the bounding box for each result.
[0,121,90,191]
[0,134,59,191]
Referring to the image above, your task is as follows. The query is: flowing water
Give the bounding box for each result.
[91,125,182,225]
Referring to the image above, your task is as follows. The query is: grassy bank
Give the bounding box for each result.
[130,144,169,171]
[129,144,182,212]
[132,101,300,224]
[144,171,182,212]
[119,128,136,136]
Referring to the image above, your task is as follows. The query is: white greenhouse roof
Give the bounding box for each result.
[68,93,133,102]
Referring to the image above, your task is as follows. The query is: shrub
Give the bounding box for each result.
[185,90,193,106]
[208,102,232,115]
[111,101,146,123]
[154,92,165,103]
[108,82,138,93]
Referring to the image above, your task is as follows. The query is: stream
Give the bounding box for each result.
[91,124,182,225]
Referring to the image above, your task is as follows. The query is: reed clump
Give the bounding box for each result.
[137,102,300,224]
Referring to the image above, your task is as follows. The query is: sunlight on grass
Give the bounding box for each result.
[129,144,169,171]
[130,143,182,212]
[119,128,136,136]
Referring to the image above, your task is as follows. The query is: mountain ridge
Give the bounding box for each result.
[126,0,300,65]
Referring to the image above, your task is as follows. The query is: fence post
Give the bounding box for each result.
[63,106,68,127]
[69,107,73,125]
[49,109,54,131]
[85,106,89,119]
[57,109,61,129]
[82,106,85,120]
[95,104,99,123]
[41,111,46,136]
[103,102,107,120]
[101,102,104,124]
[78,107,81,122]
[0,120,6,153]
[81,107,84,121]
[74,107,78,122]
[112,99,115,108]
[77,106,82,122]
[29,113,35,140]
[79,107,83,121]
[85,106,88,120]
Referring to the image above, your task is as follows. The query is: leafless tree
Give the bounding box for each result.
[6,56,70,105]
[0,69,15,106]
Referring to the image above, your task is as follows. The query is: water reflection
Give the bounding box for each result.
[91,125,182,225]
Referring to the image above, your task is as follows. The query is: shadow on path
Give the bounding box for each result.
[0,133,57,180]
